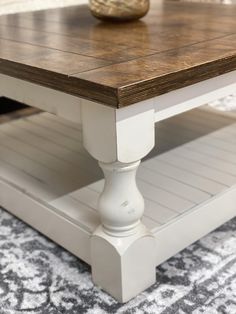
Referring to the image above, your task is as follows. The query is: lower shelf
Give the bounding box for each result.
[0,111,236,266]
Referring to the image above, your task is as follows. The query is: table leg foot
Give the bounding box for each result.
[90,160,156,303]
[91,224,156,303]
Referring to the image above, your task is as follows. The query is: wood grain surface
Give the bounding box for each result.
[0,1,236,107]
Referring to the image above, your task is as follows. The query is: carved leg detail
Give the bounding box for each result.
[81,100,157,302]
[98,160,144,236]
[91,160,156,303]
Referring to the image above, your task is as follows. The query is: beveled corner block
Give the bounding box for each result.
[91,224,157,303]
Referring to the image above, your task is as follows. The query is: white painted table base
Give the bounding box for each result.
[0,72,236,302]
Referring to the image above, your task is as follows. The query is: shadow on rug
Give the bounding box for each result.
[0,207,236,314]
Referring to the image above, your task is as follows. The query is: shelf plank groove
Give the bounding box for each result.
[0,108,236,265]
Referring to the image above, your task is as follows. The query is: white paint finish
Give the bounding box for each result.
[0,143,76,196]
[186,141,236,165]
[172,146,236,179]
[50,195,99,232]
[106,71,236,123]
[143,159,226,195]
[153,186,236,266]
[0,125,85,175]
[13,118,86,156]
[81,101,117,162]
[144,199,178,224]
[52,189,161,230]
[0,70,235,126]
[141,216,160,230]
[81,96,158,300]
[0,115,102,199]
[0,74,82,124]
[116,99,155,121]
[87,180,105,193]
[91,224,156,303]
[154,70,236,121]
[0,113,163,232]
[81,100,155,163]
[138,165,210,204]
[98,161,145,236]
[73,181,170,226]
[138,180,195,213]
[0,178,92,264]
[1,169,235,278]
[30,114,82,141]
[116,107,155,163]
[71,187,99,210]
[0,131,89,183]
[211,129,236,144]
[9,120,99,176]
[158,151,236,187]
[0,160,56,202]
[198,135,236,154]
[43,112,82,131]
[1,114,235,232]
[0,110,236,302]
[86,178,180,225]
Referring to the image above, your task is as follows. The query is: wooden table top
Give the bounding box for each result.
[0,1,236,108]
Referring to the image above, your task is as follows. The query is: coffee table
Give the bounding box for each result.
[0,1,236,302]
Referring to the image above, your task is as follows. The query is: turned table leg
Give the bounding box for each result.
[81,100,157,302]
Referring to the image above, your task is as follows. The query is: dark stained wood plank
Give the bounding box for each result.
[0,38,55,62]
[0,38,113,73]
[75,34,236,106]
[2,1,235,36]
[23,51,114,74]
[0,25,157,62]
[0,58,118,106]
[0,1,235,107]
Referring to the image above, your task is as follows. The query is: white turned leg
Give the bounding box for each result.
[98,161,144,236]
[92,160,156,302]
[81,100,157,302]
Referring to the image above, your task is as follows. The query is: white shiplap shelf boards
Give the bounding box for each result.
[0,112,236,265]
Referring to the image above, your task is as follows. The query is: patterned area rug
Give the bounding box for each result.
[0,207,236,314]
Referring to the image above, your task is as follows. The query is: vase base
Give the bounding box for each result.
[89,0,150,22]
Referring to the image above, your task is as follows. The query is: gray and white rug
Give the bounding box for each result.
[0,206,236,314]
